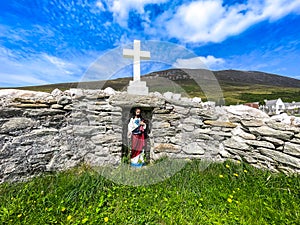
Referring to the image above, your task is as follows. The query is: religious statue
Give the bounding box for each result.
[127,108,147,167]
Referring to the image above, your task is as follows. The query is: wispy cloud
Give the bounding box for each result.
[102,0,168,26]
[173,56,225,70]
[0,45,97,87]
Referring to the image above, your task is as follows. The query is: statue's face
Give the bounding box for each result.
[135,109,141,116]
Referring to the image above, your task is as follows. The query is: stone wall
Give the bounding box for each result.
[1,88,300,184]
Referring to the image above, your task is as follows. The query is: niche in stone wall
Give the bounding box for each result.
[121,106,153,164]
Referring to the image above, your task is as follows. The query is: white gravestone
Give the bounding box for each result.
[123,40,150,95]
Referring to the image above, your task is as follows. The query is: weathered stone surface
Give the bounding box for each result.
[30,128,59,136]
[241,119,264,127]
[283,142,300,157]
[154,114,181,121]
[0,118,35,133]
[23,109,66,117]
[183,125,194,132]
[154,143,180,153]
[183,142,205,155]
[152,121,171,129]
[289,138,300,144]
[51,88,63,97]
[209,131,232,138]
[10,103,49,108]
[109,93,165,108]
[245,140,275,149]
[262,136,284,146]
[51,104,64,109]
[259,148,300,169]
[266,121,300,133]
[91,134,121,145]
[0,108,23,118]
[13,98,36,104]
[73,125,106,136]
[223,136,252,151]
[225,105,269,119]
[204,120,237,128]
[249,126,294,140]
[183,118,203,126]
[243,156,257,164]
[57,96,72,105]
[0,89,50,99]
[153,108,172,114]
[231,126,256,140]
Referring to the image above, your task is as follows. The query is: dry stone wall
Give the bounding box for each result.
[0,88,300,184]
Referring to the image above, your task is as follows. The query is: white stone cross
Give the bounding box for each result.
[123,40,151,82]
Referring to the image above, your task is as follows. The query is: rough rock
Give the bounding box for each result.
[245,140,275,149]
[241,119,265,127]
[204,120,237,128]
[51,88,63,97]
[0,117,35,133]
[231,126,256,140]
[249,126,294,140]
[10,103,49,108]
[283,142,300,157]
[259,148,300,169]
[57,96,72,105]
[103,87,116,95]
[73,125,106,136]
[261,136,284,146]
[225,105,269,119]
[51,104,64,109]
[154,143,181,153]
[223,136,252,151]
[183,142,205,155]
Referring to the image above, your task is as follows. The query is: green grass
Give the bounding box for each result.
[0,160,299,224]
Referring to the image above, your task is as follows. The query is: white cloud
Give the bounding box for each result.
[160,0,300,43]
[173,56,225,70]
[103,0,168,26]
[96,1,105,11]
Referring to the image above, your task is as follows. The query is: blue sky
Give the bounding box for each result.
[0,0,300,87]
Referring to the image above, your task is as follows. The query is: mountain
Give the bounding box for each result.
[146,69,300,88]
[2,69,300,105]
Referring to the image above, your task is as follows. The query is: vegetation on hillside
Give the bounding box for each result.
[2,70,300,106]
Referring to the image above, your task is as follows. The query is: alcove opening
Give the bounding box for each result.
[121,106,153,164]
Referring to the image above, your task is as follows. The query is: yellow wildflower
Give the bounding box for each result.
[104,217,109,222]
[233,173,239,177]
[82,218,88,223]
[67,215,72,221]
[17,214,22,218]
[227,198,232,203]
[61,207,66,212]
[244,169,248,173]
[237,160,241,164]
[219,174,224,178]
[226,164,230,168]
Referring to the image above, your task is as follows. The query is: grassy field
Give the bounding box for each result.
[0,160,299,224]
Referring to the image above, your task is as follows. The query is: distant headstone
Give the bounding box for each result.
[123,40,150,95]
